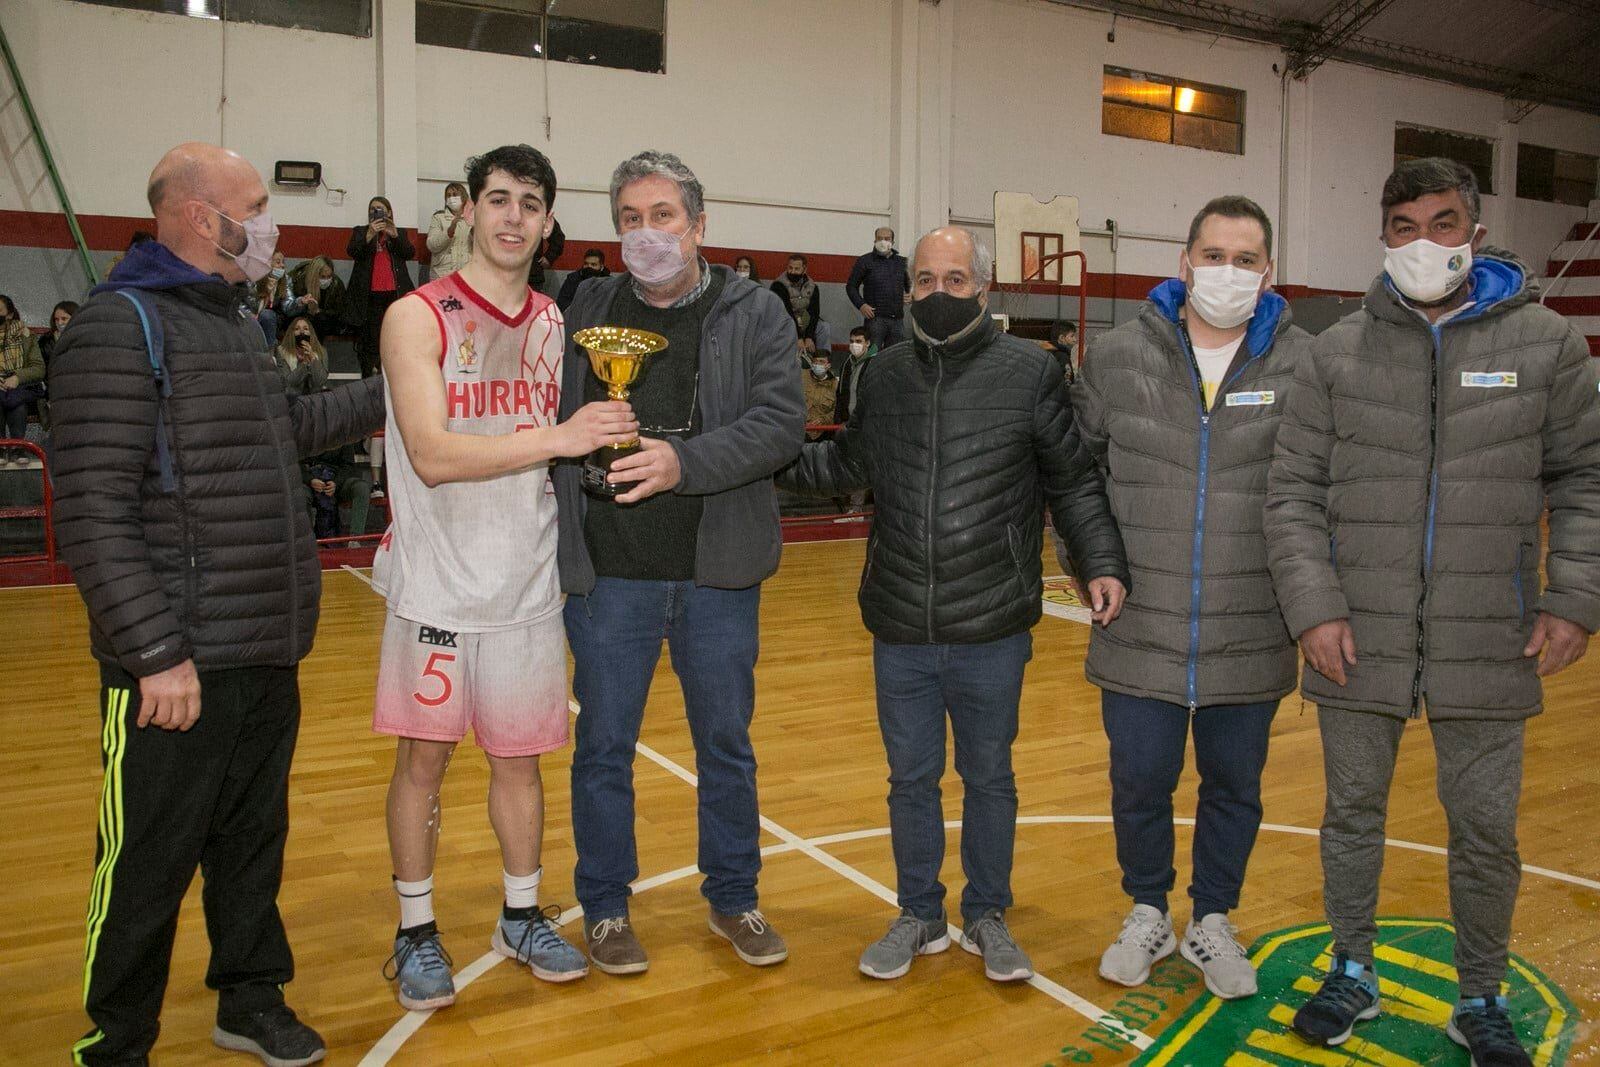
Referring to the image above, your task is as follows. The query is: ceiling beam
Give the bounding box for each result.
[1285,0,1398,79]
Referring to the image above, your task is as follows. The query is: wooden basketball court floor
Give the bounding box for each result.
[3,537,1597,1065]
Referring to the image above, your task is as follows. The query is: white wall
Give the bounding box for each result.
[0,0,378,227]
[4,0,1600,301]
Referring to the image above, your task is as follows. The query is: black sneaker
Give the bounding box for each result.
[1291,954,1380,1046]
[213,1003,326,1066]
[1448,996,1533,1067]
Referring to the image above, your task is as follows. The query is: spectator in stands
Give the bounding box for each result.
[425,181,472,279]
[252,250,301,346]
[529,216,566,292]
[773,254,823,355]
[734,255,760,284]
[40,301,79,363]
[835,324,875,423]
[345,195,415,377]
[558,247,611,311]
[1048,319,1077,381]
[801,347,838,441]
[292,256,348,338]
[848,225,910,351]
[0,294,45,462]
[107,230,156,277]
[273,316,329,397]
[305,441,372,546]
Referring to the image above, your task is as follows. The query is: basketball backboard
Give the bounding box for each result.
[994,191,1082,286]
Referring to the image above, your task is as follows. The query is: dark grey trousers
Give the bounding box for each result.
[1317,706,1524,998]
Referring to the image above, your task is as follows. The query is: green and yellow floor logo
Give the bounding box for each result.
[1134,918,1577,1065]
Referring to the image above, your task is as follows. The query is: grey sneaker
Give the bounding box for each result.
[859,911,951,980]
[584,915,649,975]
[961,910,1034,982]
[709,907,789,966]
[492,905,589,983]
[1099,904,1176,987]
[1180,913,1257,998]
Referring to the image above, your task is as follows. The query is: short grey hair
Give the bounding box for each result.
[1382,157,1481,227]
[908,227,994,289]
[608,150,705,231]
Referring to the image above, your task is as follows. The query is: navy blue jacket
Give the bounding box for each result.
[846,249,909,318]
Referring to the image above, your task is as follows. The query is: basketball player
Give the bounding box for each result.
[372,144,637,1010]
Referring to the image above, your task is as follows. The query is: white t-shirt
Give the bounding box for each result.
[1192,335,1244,411]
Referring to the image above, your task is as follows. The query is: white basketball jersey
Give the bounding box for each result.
[372,272,563,631]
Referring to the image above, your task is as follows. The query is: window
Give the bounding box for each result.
[416,0,665,73]
[1101,67,1244,155]
[70,0,370,37]
[1517,144,1598,207]
[1394,124,1496,196]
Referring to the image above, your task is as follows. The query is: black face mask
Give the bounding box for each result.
[786,271,805,283]
[910,292,985,343]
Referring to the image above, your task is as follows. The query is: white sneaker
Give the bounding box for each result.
[1099,904,1176,987]
[1180,912,1257,999]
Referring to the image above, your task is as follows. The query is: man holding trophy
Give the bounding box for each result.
[371,144,636,1010]
[554,150,806,975]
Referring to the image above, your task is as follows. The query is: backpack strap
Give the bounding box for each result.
[113,289,177,493]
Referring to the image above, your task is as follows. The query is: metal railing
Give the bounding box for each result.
[0,440,55,567]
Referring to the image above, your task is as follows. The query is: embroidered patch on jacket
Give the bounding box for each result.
[1224,391,1275,407]
[1461,371,1517,388]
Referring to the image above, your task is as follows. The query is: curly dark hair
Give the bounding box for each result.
[465,144,558,209]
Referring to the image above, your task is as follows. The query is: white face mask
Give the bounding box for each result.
[621,226,692,287]
[319,276,334,289]
[810,363,830,379]
[206,205,279,284]
[1384,235,1474,304]
[848,341,866,356]
[445,196,463,213]
[1185,260,1265,330]
[874,239,893,255]
[735,267,750,279]
[270,267,285,279]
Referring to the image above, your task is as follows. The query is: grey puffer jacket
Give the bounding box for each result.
[785,312,1127,644]
[51,241,386,677]
[1072,282,1310,708]
[553,266,805,594]
[1265,252,1600,720]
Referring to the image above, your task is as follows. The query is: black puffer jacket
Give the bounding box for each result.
[786,313,1127,643]
[50,241,386,677]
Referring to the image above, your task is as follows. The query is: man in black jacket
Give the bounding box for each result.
[846,225,910,350]
[51,142,385,1067]
[787,226,1128,985]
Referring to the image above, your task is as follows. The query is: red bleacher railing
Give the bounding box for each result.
[0,439,55,567]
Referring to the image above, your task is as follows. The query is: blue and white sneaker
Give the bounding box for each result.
[1292,954,1380,1046]
[492,905,589,983]
[383,923,457,1011]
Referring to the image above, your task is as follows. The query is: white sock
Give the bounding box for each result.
[394,875,435,930]
[503,867,541,912]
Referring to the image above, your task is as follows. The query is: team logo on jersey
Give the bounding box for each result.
[1462,371,1517,388]
[457,320,479,372]
[438,294,464,313]
[417,626,459,647]
[1225,391,1275,407]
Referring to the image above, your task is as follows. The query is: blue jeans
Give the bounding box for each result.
[1101,691,1277,919]
[565,577,762,920]
[866,314,904,351]
[873,631,1032,924]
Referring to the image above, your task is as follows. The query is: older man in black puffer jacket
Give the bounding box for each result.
[787,226,1127,986]
[50,143,384,1067]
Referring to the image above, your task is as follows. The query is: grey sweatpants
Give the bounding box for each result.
[1317,706,1524,997]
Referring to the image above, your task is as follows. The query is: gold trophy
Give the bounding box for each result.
[574,326,669,498]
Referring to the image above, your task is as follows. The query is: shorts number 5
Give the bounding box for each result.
[414,652,457,708]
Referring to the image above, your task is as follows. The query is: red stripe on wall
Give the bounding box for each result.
[1546,259,1600,278]
[1545,294,1600,316]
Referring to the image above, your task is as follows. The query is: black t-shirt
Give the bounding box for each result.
[582,271,725,581]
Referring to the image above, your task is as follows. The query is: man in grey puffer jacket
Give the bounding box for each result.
[1266,158,1600,1061]
[1069,196,1310,1003]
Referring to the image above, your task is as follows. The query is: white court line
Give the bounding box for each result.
[341,563,375,588]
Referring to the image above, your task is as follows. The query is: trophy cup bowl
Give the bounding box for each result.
[574,326,669,498]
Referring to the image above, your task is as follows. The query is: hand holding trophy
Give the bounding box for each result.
[575,326,670,498]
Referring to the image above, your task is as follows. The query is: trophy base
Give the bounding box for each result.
[582,443,636,499]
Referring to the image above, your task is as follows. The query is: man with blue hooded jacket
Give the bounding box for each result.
[1066,196,1310,1003]
[1267,159,1600,1062]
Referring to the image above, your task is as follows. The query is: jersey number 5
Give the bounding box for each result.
[414,652,456,708]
